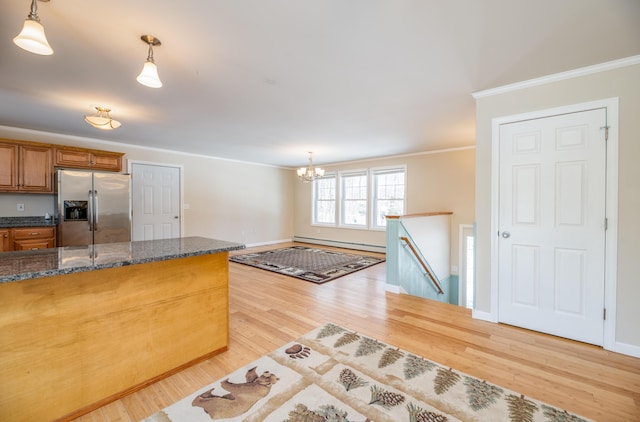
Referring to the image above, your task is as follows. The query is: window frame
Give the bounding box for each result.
[338,169,369,229]
[311,173,337,226]
[370,166,407,230]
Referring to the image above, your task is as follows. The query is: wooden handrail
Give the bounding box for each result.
[399,236,444,294]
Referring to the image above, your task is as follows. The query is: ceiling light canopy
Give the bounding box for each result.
[136,35,162,88]
[297,152,325,183]
[13,0,53,55]
[84,106,121,130]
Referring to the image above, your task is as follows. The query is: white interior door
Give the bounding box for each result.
[131,163,181,241]
[498,108,607,345]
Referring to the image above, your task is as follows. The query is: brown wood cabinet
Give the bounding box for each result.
[55,147,123,172]
[0,227,56,252]
[0,229,10,252]
[0,142,52,193]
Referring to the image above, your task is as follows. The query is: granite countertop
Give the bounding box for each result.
[0,216,57,228]
[0,236,245,283]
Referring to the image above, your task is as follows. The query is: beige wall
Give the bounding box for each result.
[475,63,640,348]
[0,127,295,245]
[293,148,476,270]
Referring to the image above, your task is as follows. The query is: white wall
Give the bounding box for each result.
[293,148,476,268]
[474,61,640,350]
[0,127,295,245]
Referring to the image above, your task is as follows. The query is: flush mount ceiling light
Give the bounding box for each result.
[13,0,53,55]
[136,35,162,88]
[297,152,325,183]
[84,106,122,130]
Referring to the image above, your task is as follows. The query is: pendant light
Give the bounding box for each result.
[13,0,53,55]
[136,35,162,88]
[84,106,122,130]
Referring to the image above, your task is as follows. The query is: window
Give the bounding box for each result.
[312,175,336,224]
[310,166,405,230]
[372,168,405,228]
[340,171,368,227]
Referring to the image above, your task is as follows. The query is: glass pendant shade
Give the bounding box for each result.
[13,18,53,55]
[84,107,121,130]
[137,60,162,88]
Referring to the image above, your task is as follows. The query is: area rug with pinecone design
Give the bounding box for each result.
[143,323,590,422]
[229,246,385,283]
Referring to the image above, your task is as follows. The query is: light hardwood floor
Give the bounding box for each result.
[74,242,640,422]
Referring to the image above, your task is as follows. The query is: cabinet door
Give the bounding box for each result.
[0,143,19,191]
[91,152,123,172]
[0,229,11,252]
[54,148,92,168]
[19,145,53,192]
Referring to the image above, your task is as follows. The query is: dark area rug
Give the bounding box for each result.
[229,246,385,284]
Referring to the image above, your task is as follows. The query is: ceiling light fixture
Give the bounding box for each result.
[84,106,122,130]
[136,35,162,88]
[13,0,53,55]
[297,152,325,183]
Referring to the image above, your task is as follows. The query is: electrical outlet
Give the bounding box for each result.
[17,203,25,212]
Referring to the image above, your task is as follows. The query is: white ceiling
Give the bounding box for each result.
[1,1,639,168]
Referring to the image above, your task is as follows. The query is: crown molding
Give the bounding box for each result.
[472,55,640,99]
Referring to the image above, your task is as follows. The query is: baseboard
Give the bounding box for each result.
[472,309,498,323]
[292,236,386,253]
[385,284,400,294]
[245,239,292,248]
[611,341,640,358]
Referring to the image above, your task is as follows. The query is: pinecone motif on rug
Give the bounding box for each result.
[144,323,592,422]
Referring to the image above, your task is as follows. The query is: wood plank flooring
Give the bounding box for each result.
[74,242,640,422]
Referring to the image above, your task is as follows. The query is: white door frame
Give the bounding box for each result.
[458,224,474,308]
[484,98,618,352]
[127,159,185,239]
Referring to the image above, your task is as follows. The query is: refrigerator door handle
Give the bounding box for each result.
[88,190,94,232]
[94,190,99,231]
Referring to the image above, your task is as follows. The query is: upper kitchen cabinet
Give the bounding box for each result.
[0,142,53,193]
[54,147,124,172]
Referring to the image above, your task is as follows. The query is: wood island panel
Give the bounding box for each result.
[0,252,229,422]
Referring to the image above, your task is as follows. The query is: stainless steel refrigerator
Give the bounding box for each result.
[55,169,131,247]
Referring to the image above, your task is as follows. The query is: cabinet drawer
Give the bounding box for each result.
[13,239,55,251]
[13,227,55,240]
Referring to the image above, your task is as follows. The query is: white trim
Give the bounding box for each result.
[458,224,474,307]
[472,55,640,99]
[245,239,292,248]
[128,160,185,239]
[385,284,401,294]
[488,98,619,352]
[292,236,385,253]
[0,125,288,169]
[603,101,619,352]
[612,341,640,359]
[472,309,498,323]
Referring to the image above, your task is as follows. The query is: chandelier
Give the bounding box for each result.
[297,152,325,183]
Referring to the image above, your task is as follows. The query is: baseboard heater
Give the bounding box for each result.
[292,236,386,254]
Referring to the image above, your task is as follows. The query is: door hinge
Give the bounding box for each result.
[603,308,607,320]
[604,218,608,230]
[600,125,610,141]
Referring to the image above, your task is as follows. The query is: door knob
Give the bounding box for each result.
[501,231,511,238]
[174,216,179,219]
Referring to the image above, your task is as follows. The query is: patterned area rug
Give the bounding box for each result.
[143,323,590,422]
[229,246,385,284]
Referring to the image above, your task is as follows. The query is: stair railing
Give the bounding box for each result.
[398,222,444,295]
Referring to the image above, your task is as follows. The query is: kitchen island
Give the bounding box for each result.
[0,237,244,422]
